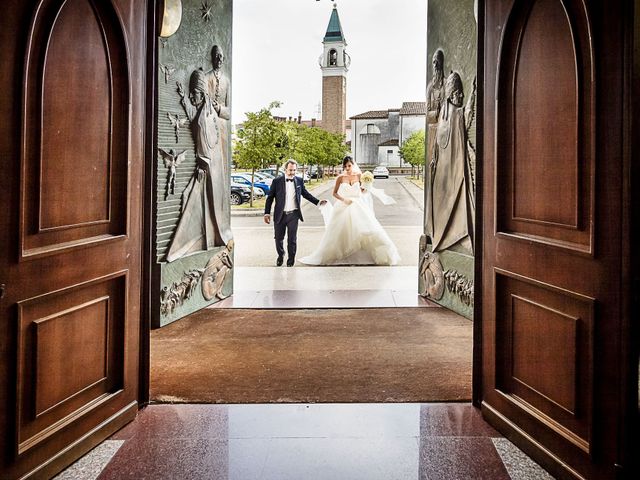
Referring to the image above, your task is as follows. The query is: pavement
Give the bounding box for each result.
[230,176,424,267]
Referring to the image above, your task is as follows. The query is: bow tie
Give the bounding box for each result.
[286,178,294,182]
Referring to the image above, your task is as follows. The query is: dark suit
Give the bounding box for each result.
[264,175,320,263]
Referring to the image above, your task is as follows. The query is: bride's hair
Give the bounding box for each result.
[342,156,362,175]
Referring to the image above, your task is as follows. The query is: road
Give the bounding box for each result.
[231,177,425,267]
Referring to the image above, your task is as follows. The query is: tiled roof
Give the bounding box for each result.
[378,139,399,147]
[399,102,427,115]
[349,110,389,120]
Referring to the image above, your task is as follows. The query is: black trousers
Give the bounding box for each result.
[274,211,300,261]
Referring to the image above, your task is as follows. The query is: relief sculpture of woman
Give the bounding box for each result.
[428,71,476,254]
[165,67,231,262]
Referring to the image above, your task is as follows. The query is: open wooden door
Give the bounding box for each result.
[0,0,147,478]
[152,0,234,328]
[480,0,634,478]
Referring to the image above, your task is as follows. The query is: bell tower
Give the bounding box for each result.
[319,3,349,135]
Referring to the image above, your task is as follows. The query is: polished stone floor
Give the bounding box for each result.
[57,403,554,479]
[218,266,433,308]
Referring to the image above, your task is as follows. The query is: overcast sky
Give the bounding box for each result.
[231,0,427,125]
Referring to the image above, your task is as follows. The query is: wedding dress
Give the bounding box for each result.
[300,182,400,266]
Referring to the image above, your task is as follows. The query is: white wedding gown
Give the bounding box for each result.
[300,182,401,266]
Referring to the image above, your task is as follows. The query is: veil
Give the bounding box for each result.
[351,161,362,175]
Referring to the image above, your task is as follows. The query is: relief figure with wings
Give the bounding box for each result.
[158,148,186,200]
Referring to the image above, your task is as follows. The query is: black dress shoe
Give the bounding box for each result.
[286,259,294,267]
[276,256,284,266]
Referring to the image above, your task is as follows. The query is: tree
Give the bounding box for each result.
[323,131,350,176]
[233,101,282,206]
[294,126,348,179]
[399,130,425,179]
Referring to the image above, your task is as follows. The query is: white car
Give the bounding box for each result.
[373,166,390,178]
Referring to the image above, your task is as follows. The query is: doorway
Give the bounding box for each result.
[148,0,474,407]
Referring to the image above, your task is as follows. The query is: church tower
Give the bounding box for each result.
[319,3,349,136]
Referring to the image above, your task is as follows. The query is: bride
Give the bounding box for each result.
[300,156,400,266]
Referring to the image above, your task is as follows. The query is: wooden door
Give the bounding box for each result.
[0,0,147,478]
[480,0,632,478]
[153,0,234,328]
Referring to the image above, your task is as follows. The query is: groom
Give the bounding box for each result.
[264,159,326,266]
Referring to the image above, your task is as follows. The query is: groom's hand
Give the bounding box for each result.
[263,214,271,224]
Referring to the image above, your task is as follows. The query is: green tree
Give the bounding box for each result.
[293,125,323,177]
[294,127,348,179]
[399,130,425,179]
[274,120,299,171]
[233,101,282,206]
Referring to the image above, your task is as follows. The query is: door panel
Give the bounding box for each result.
[0,0,146,478]
[20,0,130,258]
[153,0,234,328]
[482,0,627,478]
[419,0,477,320]
[495,0,594,254]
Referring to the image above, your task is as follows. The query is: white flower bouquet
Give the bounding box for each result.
[361,171,374,191]
[360,170,396,206]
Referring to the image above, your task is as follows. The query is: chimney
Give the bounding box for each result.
[298,111,302,124]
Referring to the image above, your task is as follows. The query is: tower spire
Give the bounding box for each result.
[319,3,348,136]
[324,3,345,43]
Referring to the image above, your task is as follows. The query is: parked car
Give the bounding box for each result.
[256,171,275,179]
[258,167,309,182]
[308,166,324,179]
[257,168,279,178]
[231,173,271,195]
[252,171,273,186]
[230,183,252,205]
[373,165,390,179]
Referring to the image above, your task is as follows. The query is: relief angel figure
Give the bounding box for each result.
[158,147,187,200]
[160,63,176,84]
[167,112,188,143]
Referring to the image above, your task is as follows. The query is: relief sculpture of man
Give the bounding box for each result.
[165,66,231,262]
[206,45,231,160]
[428,71,476,254]
[425,49,445,242]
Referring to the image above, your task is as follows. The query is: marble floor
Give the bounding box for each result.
[56,403,555,480]
[217,266,433,308]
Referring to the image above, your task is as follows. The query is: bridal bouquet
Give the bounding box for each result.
[360,170,396,206]
[361,171,374,191]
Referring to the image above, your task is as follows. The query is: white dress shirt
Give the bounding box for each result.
[284,176,298,212]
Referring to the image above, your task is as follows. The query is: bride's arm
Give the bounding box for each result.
[333,177,352,204]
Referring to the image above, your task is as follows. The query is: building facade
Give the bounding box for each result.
[350,102,426,167]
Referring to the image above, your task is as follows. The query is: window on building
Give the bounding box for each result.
[329,49,337,66]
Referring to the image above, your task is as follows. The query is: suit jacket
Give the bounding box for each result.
[264,175,320,224]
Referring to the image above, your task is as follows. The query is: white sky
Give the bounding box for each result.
[231,0,427,125]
